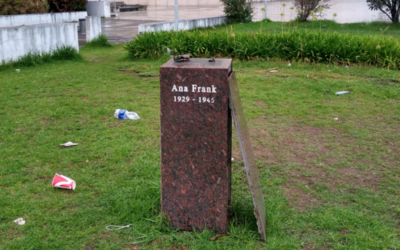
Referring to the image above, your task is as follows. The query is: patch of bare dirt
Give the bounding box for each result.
[289,166,336,191]
[255,100,266,106]
[302,243,325,250]
[87,59,103,62]
[283,183,321,212]
[85,243,96,250]
[118,69,159,78]
[243,117,345,167]
[232,126,277,164]
[35,175,51,180]
[239,117,386,210]
[123,244,140,250]
[5,227,24,238]
[336,167,380,191]
[340,229,350,235]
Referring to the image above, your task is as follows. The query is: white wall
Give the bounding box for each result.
[138,16,226,33]
[86,16,102,42]
[86,1,111,18]
[110,0,222,5]
[0,12,87,28]
[0,23,79,64]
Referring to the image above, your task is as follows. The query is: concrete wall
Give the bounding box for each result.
[97,0,262,5]
[121,0,222,5]
[86,1,111,18]
[0,23,79,64]
[86,16,102,42]
[138,16,226,33]
[0,12,87,28]
[148,0,221,5]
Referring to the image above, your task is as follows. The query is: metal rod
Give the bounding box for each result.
[264,0,267,19]
[174,0,179,31]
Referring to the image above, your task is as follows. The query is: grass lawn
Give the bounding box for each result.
[0,40,399,249]
[212,20,400,39]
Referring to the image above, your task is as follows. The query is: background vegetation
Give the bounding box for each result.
[294,0,330,21]
[220,0,254,24]
[48,0,87,13]
[124,22,400,69]
[367,0,400,23]
[0,0,86,14]
[0,0,48,15]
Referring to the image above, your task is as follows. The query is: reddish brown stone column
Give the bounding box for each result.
[160,58,232,232]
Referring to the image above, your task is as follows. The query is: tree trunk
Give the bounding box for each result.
[391,7,399,23]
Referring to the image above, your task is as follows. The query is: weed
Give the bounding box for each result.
[84,35,112,48]
[0,46,82,69]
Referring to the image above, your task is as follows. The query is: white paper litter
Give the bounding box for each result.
[13,218,26,226]
[60,141,78,147]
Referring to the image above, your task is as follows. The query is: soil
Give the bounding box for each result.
[233,116,386,211]
[118,69,159,78]
[283,183,321,212]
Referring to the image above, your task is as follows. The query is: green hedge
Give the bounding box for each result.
[124,30,400,69]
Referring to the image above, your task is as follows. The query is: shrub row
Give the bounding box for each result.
[124,30,400,69]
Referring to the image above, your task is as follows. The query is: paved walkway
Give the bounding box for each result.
[79,1,389,46]
[79,5,224,46]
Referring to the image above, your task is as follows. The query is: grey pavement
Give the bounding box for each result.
[79,1,389,46]
[80,5,224,46]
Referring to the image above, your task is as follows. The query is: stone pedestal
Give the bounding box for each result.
[160,58,232,232]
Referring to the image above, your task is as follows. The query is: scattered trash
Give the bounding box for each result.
[209,233,228,241]
[167,48,171,54]
[345,65,349,69]
[335,91,350,95]
[334,117,339,121]
[174,54,190,62]
[13,218,26,226]
[268,70,279,73]
[106,224,133,231]
[52,173,76,190]
[287,63,291,67]
[60,141,78,147]
[15,69,20,73]
[307,74,309,78]
[114,109,140,120]
[231,157,234,162]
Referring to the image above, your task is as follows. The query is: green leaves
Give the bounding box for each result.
[221,0,254,24]
[125,29,400,70]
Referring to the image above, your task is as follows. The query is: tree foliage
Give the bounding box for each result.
[0,0,48,15]
[220,0,254,24]
[48,0,87,12]
[366,0,400,23]
[295,0,330,21]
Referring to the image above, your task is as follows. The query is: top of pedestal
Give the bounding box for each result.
[161,58,232,71]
